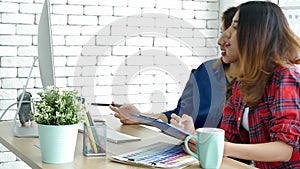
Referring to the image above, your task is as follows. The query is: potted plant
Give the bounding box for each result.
[31,86,83,164]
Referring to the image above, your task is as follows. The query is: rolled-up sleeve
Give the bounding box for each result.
[269,68,300,152]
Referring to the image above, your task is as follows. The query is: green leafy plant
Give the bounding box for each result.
[32,86,83,125]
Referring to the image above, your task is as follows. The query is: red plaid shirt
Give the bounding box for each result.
[221,65,300,169]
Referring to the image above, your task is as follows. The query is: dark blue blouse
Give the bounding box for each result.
[163,59,227,128]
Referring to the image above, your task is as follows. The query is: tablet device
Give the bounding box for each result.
[130,114,190,141]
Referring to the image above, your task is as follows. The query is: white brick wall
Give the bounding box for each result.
[2,14,35,24]
[0,36,32,46]
[0,0,223,168]
[0,24,16,35]
[0,2,19,13]
[0,46,17,56]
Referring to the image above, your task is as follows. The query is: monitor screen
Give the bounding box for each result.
[38,0,55,90]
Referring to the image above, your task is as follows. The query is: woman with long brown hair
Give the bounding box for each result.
[221,1,300,168]
[172,1,300,168]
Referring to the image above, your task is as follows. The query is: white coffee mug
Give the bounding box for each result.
[184,128,225,169]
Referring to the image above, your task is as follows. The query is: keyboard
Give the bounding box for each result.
[106,129,140,143]
[111,142,197,168]
[78,123,141,143]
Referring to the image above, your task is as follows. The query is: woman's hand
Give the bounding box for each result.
[109,101,141,125]
[182,137,197,154]
[170,114,196,135]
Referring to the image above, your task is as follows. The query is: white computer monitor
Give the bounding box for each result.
[13,0,55,137]
[38,0,55,89]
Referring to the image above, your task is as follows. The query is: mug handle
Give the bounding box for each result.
[184,135,199,160]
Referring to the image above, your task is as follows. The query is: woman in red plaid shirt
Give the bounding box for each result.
[220,1,300,168]
[172,1,300,168]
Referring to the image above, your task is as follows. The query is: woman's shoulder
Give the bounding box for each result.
[202,58,220,67]
[193,58,221,72]
[272,64,300,84]
[191,58,226,86]
[274,64,300,77]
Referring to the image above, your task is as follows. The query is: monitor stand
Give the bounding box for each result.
[12,112,38,138]
[12,56,38,138]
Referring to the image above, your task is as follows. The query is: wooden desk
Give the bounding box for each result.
[0,115,256,169]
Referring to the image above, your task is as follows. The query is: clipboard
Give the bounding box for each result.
[130,114,190,141]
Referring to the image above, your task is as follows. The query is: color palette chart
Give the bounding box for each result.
[111,142,197,168]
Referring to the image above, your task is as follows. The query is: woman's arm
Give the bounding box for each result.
[110,102,169,124]
[224,141,293,162]
[110,104,141,124]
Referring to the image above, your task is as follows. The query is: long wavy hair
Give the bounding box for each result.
[237,1,300,107]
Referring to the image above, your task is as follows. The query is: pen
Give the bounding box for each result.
[127,158,135,161]
[90,103,122,108]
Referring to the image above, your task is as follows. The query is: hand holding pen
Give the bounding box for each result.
[108,101,142,125]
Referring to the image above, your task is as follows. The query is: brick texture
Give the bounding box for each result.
[0,0,224,168]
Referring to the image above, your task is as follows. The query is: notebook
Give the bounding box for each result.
[110,142,197,168]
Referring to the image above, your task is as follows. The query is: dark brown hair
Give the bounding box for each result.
[237,1,300,107]
[222,7,238,31]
